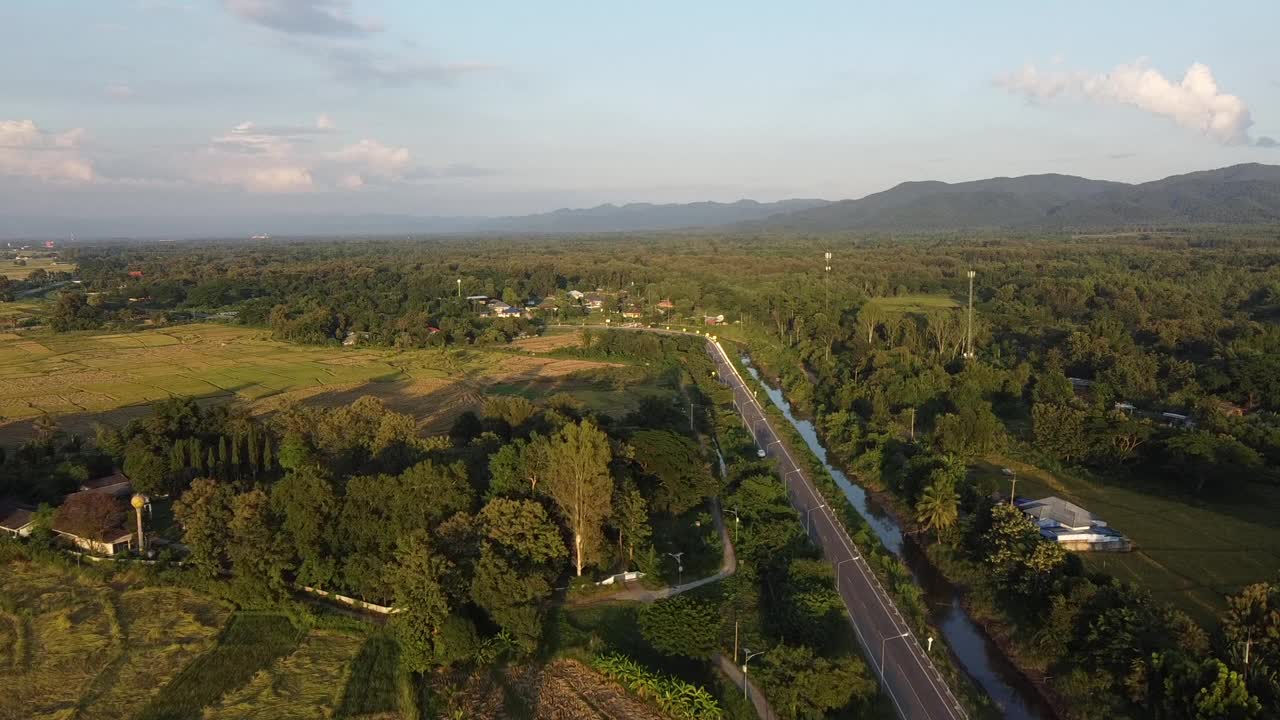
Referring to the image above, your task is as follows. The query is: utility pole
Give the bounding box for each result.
[909,408,916,442]
[965,269,976,360]
[1009,469,1018,506]
[734,618,739,667]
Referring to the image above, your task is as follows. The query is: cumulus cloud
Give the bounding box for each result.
[220,0,380,36]
[104,83,134,99]
[0,119,94,182]
[189,118,420,193]
[996,59,1261,146]
[327,138,411,186]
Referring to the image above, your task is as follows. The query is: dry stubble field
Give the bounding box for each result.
[0,323,625,446]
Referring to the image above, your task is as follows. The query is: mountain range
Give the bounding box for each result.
[5,164,1279,239]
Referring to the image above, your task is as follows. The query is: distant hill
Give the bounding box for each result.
[753,164,1280,231]
[474,198,830,233]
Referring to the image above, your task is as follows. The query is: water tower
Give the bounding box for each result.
[130,494,148,554]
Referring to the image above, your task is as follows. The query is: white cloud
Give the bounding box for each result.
[996,59,1258,146]
[220,0,380,37]
[328,138,411,187]
[189,119,414,193]
[0,120,95,182]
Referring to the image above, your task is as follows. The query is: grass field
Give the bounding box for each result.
[0,560,230,720]
[975,457,1280,626]
[0,255,73,280]
[0,323,638,445]
[867,294,961,313]
[336,634,402,718]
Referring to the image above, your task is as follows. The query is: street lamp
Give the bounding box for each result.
[805,503,826,535]
[742,648,767,701]
[836,553,860,584]
[1004,467,1018,506]
[668,551,684,587]
[881,631,910,668]
[724,506,741,545]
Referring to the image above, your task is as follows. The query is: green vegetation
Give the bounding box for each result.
[591,652,722,719]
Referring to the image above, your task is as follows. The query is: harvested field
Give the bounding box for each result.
[511,330,584,353]
[0,324,649,446]
[0,561,229,720]
[507,659,669,720]
[201,629,364,720]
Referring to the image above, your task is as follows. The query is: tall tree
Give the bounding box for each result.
[227,488,287,598]
[173,477,234,577]
[271,467,338,587]
[543,420,614,576]
[389,531,452,672]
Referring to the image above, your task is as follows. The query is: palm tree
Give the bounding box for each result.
[915,479,959,540]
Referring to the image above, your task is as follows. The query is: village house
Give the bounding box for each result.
[704,314,725,326]
[53,473,140,556]
[657,299,675,313]
[583,293,605,311]
[567,290,585,301]
[1014,496,1131,552]
[0,503,36,538]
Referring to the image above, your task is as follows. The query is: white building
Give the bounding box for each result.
[1014,496,1130,551]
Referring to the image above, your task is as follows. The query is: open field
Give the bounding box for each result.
[0,256,73,280]
[866,294,961,313]
[0,560,230,720]
[510,327,584,353]
[975,457,1280,626]
[201,629,364,720]
[0,323,641,445]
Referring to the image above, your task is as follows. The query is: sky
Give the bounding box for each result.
[2,0,1279,234]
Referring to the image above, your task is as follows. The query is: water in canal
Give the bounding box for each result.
[741,359,1055,720]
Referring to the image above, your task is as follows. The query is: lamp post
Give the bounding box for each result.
[965,269,976,359]
[836,553,860,585]
[805,503,826,535]
[742,648,767,701]
[456,277,461,299]
[724,506,741,545]
[881,631,910,669]
[668,551,684,587]
[1005,467,1018,506]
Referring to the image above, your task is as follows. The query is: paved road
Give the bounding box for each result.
[705,337,967,720]
[562,325,968,720]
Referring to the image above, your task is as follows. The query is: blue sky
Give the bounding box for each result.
[1,0,1278,230]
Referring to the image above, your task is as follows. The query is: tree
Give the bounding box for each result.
[271,467,337,587]
[543,420,614,576]
[123,437,169,495]
[758,645,876,719]
[53,491,124,541]
[1032,403,1090,462]
[934,393,1004,459]
[394,460,475,533]
[227,489,288,598]
[173,477,234,576]
[638,596,720,658]
[610,480,650,568]
[389,531,452,672]
[630,429,716,515]
[914,477,959,539]
[476,497,565,564]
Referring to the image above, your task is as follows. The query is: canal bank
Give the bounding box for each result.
[739,356,1059,720]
